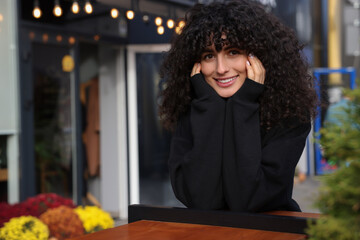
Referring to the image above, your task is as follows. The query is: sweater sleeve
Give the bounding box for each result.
[168,74,226,209]
[223,78,310,212]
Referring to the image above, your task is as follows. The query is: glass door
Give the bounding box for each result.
[32,43,75,198]
[127,45,183,207]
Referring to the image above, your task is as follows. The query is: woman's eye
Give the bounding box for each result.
[203,54,214,60]
[229,50,240,56]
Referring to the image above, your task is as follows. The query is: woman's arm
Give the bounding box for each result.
[222,78,310,212]
[168,73,226,209]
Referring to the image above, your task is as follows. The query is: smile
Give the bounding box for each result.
[215,75,238,87]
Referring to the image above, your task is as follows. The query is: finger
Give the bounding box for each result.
[191,63,201,77]
[246,60,255,80]
[248,54,265,84]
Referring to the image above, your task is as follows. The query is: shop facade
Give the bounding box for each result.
[3,0,357,220]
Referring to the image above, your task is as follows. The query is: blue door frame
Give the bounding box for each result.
[313,67,356,175]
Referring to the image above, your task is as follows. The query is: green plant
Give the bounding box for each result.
[307,86,360,239]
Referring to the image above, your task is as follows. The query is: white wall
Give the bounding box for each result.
[99,45,128,219]
[0,0,20,203]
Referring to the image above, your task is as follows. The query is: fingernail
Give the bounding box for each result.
[249,53,254,58]
[246,60,250,66]
[198,63,200,67]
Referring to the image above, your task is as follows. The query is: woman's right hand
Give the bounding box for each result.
[246,54,265,85]
[191,63,201,77]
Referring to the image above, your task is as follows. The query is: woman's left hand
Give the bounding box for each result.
[246,54,266,84]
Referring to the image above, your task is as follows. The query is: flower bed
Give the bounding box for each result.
[0,193,114,240]
[0,193,75,227]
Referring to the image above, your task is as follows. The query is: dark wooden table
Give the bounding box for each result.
[69,209,321,240]
[69,219,308,240]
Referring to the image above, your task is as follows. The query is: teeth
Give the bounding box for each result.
[218,76,236,83]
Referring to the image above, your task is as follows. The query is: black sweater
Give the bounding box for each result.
[168,74,310,212]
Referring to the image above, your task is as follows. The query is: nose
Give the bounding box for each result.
[216,55,229,75]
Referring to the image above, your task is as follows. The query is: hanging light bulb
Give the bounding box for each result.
[32,0,42,19]
[157,26,164,35]
[167,19,175,29]
[56,35,63,42]
[69,36,76,45]
[175,26,181,35]
[175,20,185,35]
[42,33,49,43]
[155,17,162,26]
[126,10,134,20]
[110,8,119,18]
[53,0,62,17]
[85,0,93,14]
[33,6,42,18]
[72,0,80,14]
[29,32,35,40]
[178,20,185,29]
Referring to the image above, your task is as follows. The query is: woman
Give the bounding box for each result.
[159,0,317,212]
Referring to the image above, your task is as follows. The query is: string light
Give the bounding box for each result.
[29,32,35,40]
[157,26,164,35]
[56,35,63,42]
[32,0,42,19]
[28,0,186,36]
[126,10,134,20]
[72,1,80,14]
[167,19,175,29]
[175,26,181,34]
[178,20,185,28]
[69,36,76,45]
[110,8,119,18]
[155,17,162,26]
[53,0,62,17]
[42,33,49,43]
[175,20,185,34]
[85,0,93,14]
[33,7,42,18]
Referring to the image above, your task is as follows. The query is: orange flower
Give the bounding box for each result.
[39,206,84,240]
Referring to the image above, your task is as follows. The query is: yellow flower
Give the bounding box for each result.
[75,206,114,233]
[0,216,49,240]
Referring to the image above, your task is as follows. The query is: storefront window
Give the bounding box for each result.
[32,43,73,197]
[136,52,183,207]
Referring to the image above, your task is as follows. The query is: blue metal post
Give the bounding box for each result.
[312,67,356,175]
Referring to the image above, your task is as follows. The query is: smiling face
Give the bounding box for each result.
[200,43,248,98]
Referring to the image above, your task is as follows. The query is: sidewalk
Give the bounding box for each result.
[293,176,322,213]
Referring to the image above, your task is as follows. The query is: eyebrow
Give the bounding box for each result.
[223,45,240,50]
[202,45,240,53]
[202,48,214,53]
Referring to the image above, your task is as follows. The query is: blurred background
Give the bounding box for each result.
[0,0,358,220]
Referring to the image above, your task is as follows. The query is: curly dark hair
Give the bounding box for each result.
[159,0,318,131]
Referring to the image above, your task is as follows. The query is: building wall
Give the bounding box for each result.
[0,0,20,203]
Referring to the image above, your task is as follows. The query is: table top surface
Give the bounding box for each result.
[264,210,321,219]
[69,220,308,240]
[69,210,320,240]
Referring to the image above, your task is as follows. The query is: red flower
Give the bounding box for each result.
[0,193,76,227]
